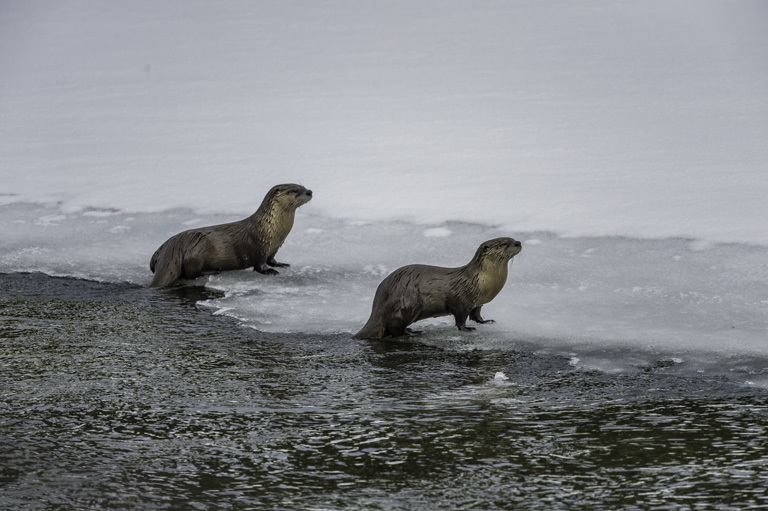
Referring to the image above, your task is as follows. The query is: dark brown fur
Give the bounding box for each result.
[353,237,522,339]
[149,184,312,287]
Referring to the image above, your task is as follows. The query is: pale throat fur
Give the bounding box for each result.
[258,196,298,253]
[475,256,510,306]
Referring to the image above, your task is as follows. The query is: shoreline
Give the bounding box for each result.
[3,270,767,385]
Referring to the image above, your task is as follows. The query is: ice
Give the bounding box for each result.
[1,1,767,373]
[2,204,765,370]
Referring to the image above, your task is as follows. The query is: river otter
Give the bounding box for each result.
[353,237,522,339]
[149,184,312,287]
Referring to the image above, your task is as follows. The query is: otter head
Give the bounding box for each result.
[264,183,313,211]
[474,237,522,264]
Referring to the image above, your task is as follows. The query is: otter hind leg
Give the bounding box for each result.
[384,313,413,338]
[182,256,205,280]
[385,322,410,338]
[470,306,495,324]
[453,310,475,331]
[386,299,421,337]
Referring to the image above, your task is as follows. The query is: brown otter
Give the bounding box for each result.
[149,184,312,287]
[353,237,522,339]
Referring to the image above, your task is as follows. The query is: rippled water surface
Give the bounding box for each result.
[2,273,768,509]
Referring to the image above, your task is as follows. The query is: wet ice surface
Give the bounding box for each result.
[2,272,768,510]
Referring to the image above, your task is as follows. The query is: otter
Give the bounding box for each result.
[353,237,522,339]
[149,184,312,287]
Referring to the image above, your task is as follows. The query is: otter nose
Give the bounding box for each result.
[306,189,313,197]
[514,240,522,247]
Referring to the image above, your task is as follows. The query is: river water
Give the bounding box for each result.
[2,272,767,510]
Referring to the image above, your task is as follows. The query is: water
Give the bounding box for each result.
[2,272,767,509]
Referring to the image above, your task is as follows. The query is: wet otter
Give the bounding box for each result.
[353,237,522,339]
[149,184,312,287]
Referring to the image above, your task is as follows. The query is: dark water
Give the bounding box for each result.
[2,273,768,510]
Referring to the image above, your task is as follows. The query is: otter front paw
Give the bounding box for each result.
[469,307,494,324]
[267,257,290,268]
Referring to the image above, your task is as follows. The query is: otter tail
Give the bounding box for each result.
[149,241,183,288]
[352,317,387,340]
[149,231,207,288]
[353,272,414,339]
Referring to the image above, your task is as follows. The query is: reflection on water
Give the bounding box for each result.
[2,273,767,509]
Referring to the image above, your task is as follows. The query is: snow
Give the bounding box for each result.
[2,1,767,243]
[1,1,767,371]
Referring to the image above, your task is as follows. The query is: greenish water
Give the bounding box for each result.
[2,272,767,510]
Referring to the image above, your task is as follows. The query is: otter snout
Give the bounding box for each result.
[506,238,522,257]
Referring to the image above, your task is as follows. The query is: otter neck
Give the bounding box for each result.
[251,202,296,248]
[470,257,509,305]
